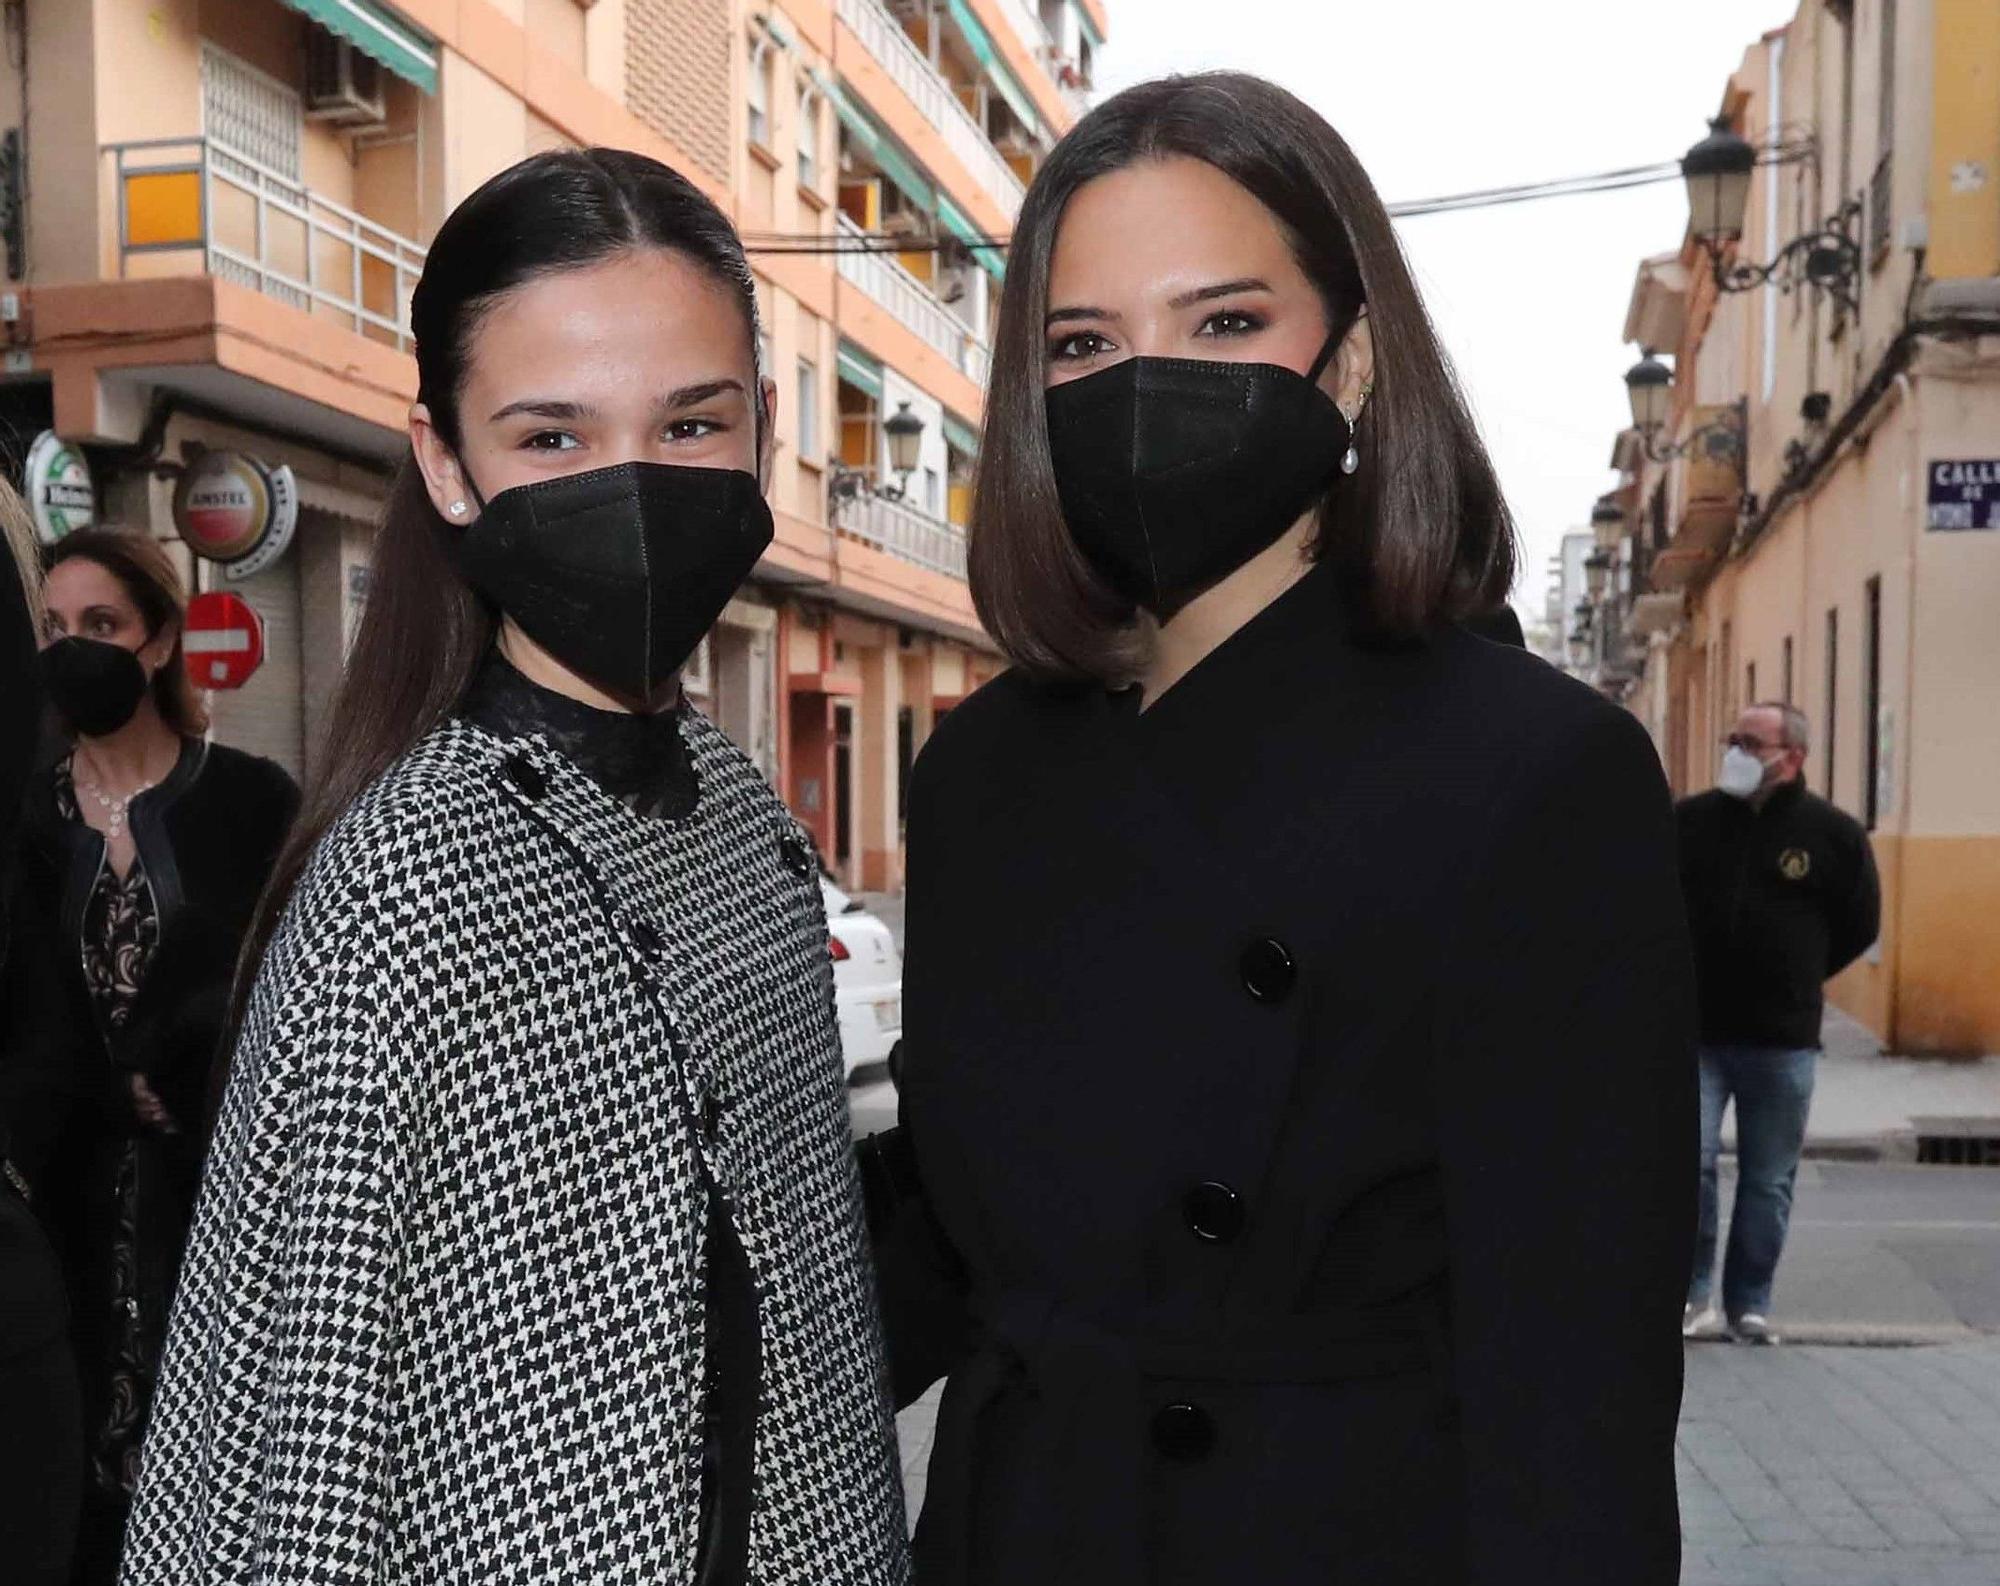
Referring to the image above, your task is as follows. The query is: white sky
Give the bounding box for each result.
[1095,0,1800,626]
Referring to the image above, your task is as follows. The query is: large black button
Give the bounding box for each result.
[1152,1402,1216,1462]
[502,752,547,800]
[629,919,664,955]
[1183,1181,1245,1243]
[1238,937,1296,1004]
[780,833,814,878]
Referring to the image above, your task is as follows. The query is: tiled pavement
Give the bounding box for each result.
[1679,1339,2000,1586]
[895,1339,2000,1580]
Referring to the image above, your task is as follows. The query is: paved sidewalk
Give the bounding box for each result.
[1680,1339,2000,1586]
[1786,1010,2000,1157]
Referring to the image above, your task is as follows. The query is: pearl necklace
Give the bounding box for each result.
[74,761,159,841]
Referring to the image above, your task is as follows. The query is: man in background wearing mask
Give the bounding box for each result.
[1677,702,1881,1344]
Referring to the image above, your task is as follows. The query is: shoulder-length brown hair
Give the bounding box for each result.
[970,72,1517,680]
[47,527,209,736]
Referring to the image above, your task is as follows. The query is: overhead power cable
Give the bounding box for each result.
[740,146,1800,256]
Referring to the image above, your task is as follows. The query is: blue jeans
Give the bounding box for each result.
[1689,1044,1818,1318]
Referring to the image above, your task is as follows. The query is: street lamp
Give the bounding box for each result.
[1584,548,1612,599]
[1624,351,1747,469]
[1590,495,1626,540]
[882,402,925,499]
[1680,117,1861,316]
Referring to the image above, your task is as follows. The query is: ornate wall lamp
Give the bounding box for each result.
[1680,118,1862,317]
[1623,350,1748,469]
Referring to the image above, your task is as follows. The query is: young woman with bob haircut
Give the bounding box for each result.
[883,72,1697,1585]
[119,149,908,1586]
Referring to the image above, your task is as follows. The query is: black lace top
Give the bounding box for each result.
[459,651,752,1586]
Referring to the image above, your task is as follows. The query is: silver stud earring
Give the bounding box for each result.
[449,501,467,517]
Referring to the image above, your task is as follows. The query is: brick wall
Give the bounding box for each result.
[626,0,733,185]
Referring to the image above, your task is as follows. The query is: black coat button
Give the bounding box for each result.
[1238,937,1296,1004]
[1184,1181,1245,1243]
[1152,1402,1216,1462]
[629,919,663,955]
[700,1092,723,1143]
[780,833,814,878]
[502,753,547,800]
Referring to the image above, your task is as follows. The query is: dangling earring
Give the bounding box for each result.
[1340,380,1372,476]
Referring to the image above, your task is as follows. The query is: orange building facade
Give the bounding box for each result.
[1576,0,2000,1054]
[2,0,1110,892]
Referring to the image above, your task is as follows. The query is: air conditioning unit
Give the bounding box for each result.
[306,31,386,127]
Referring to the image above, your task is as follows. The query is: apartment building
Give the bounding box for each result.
[1577,0,2000,1052]
[1,0,1109,892]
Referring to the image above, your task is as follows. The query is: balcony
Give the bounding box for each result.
[107,136,425,352]
[1651,403,1745,591]
[835,484,969,579]
[836,215,992,386]
[836,0,1026,223]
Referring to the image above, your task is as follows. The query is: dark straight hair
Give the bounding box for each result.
[47,528,209,736]
[970,72,1517,679]
[231,148,763,1027]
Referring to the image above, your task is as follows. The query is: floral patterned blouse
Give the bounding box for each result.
[55,756,160,1032]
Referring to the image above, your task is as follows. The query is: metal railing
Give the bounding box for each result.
[835,215,993,387]
[107,136,425,352]
[835,482,969,579]
[836,0,1025,221]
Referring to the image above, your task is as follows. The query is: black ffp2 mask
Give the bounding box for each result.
[40,637,151,738]
[456,461,774,703]
[1045,338,1351,617]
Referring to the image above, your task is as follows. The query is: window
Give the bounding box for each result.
[1782,636,1795,704]
[797,357,820,462]
[747,35,773,149]
[1863,576,1882,829]
[796,79,821,190]
[1746,661,1757,707]
[923,467,941,517]
[1871,0,1897,264]
[1824,608,1840,796]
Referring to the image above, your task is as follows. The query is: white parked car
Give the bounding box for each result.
[822,879,903,1082]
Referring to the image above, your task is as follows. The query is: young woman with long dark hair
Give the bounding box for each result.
[2,528,297,1584]
[883,74,1696,1584]
[119,150,908,1585]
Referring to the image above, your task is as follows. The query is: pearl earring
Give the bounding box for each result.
[449,501,467,517]
[1340,405,1362,475]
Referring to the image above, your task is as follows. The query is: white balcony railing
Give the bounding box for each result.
[836,215,993,387]
[836,0,1025,222]
[836,486,969,579]
[107,136,425,351]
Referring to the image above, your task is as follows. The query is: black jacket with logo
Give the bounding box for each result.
[1675,779,1881,1049]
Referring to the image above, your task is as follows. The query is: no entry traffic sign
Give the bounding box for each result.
[184,590,266,690]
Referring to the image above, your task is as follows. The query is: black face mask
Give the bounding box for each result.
[1045,335,1352,617]
[456,461,774,703]
[40,637,151,738]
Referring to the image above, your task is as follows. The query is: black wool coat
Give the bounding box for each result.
[885,563,1698,1586]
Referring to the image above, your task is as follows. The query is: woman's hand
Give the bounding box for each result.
[128,1073,180,1135]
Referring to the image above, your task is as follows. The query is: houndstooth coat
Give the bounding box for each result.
[118,708,910,1585]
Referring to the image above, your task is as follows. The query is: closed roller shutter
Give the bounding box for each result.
[202,545,305,779]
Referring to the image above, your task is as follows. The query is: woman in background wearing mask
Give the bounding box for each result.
[1,528,296,1583]
[883,75,1697,1584]
[120,149,907,1586]
[0,482,84,1586]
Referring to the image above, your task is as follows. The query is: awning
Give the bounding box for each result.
[282,0,438,93]
[831,82,934,213]
[942,412,981,456]
[937,192,1006,284]
[947,0,1041,134]
[837,342,884,399]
